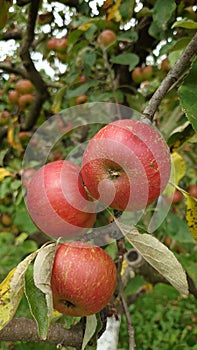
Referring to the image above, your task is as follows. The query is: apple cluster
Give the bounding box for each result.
[26,118,171,316]
[47,37,68,63]
[8,79,34,110]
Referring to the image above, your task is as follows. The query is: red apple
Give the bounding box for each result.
[26,160,96,239]
[8,90,19,104]
[132,66,153,84]
[81,119,171,211]
[15,79,33,94]
[18,94,34,109]
[97,30,116,47]
[142,65,153,80]
[47,37,57,51]
[172,190,183,204]
[75,95,88,105]
[55,37,68,53]
[51,241,117,316]
[131,67,144,84]
[188,184,197,198]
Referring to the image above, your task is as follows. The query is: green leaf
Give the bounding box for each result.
[178,59,197,133]
[66,80,98,99]
[153,0,176,31]
[13,200,37,234]
[119,0,135,22]
[10,250,39,302]
[33,242,56,320]
[110,53,139,71]
[25,264,49,340]
[117,30,138,43]
[121,226,189,296]
[172,18,197,29]
[52,85,67,114]
[82,314,97,350]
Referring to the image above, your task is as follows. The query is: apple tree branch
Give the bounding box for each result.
[18,0,50,130]
[0,318,83,349]
[143,31,197,121]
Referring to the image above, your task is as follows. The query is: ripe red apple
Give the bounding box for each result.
[97,30,116,47]
[75,95,88,105]
[132,66,153,84]
[81,119,171,211]
[172,190,183,204]
[51,241,117,316]
[8,90,19,104]
[188,184,197,198]
[26,160,96,239]
[18,94,34,109]
[142,65,153,80]
[131,67,144,84]
[47,37,57,51]
[55,37,68,53]
[15,79,33,95]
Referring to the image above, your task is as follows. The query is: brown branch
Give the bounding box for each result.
[119,276,136,350]
[143,31,197,121]
[0,318,83,349]
[0,63,27,78]
[19,0,50,130]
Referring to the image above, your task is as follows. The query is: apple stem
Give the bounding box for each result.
[108,169,120,179]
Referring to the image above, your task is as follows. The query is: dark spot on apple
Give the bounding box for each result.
[61,299,76,308]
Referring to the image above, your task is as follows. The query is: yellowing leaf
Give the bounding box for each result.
[185,194,197,240]
[120,225,189,296]
[79,22,92,31]
[11,250,39,302]
[0,167,11,181]
[172,185,197,240]
[7,125,23,152]
[171,152,186,185]
[0,268,23,330]
[106,0,122,22]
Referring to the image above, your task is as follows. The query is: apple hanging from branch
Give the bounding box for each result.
[26,160,96,240]
[51,241,117,316]
[81,119,171,211]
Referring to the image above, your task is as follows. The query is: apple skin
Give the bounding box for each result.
[97,30,116,47]
[47,37,57,51]
[51,241,117,316]
[15,79,33,94]
[188,184,197,198]
[8,90,19,104]
[132,66,153,84]
[18,94,34,109]
[81,119,171,211]
[55,37,68,53]
[26,160,96,239]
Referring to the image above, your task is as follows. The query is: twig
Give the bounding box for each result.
[116,239,135,350]
[19,0,50,130]
[0,318,83,348]
[143,31,197,121]
[0,63,27,78]
[119,275,135,350]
